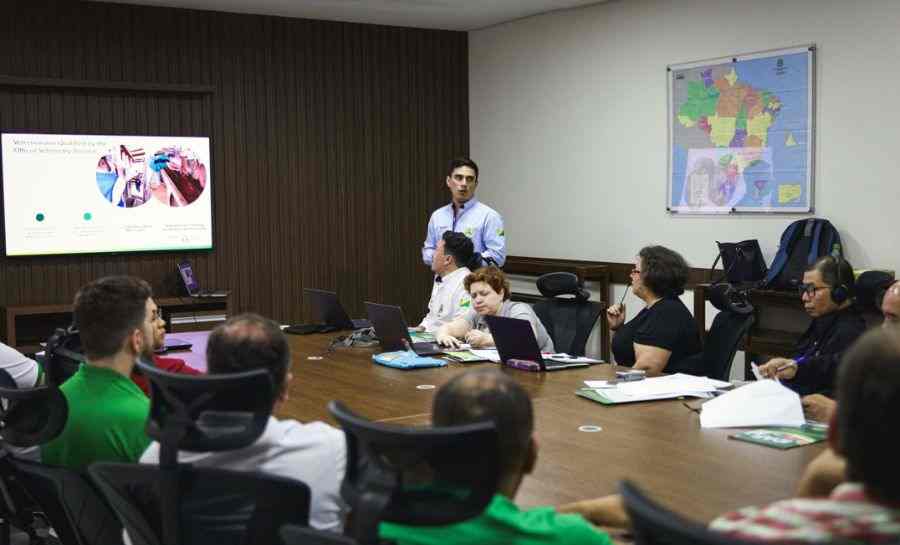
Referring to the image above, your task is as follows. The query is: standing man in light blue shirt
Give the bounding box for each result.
[423,157,506,267]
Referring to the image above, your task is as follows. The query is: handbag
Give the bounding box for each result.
[711,240,768,286]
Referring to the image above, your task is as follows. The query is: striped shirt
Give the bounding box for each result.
[709,483,900,543]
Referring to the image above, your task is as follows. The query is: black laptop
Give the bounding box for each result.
[484,315,592,371]
[177,261,229,297]
[306,288,371,330]
[365,302,444,356]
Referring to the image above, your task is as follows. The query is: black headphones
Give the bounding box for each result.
[829,255,850,305]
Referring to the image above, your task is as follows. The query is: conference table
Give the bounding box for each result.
[170,330,825,524]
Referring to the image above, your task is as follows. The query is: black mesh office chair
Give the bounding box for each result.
[327,400,500,545]
[620,480,763,545]
[89,361,311,545]
[675,310,754,380]
[532,272,604,356]
[0,369,124,545]
[280,525,359,545]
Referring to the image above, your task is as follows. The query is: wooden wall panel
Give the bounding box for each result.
[0,0,467,330]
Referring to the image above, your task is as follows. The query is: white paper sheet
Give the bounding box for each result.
[699,379,804,428]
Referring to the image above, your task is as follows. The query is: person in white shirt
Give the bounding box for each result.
[1,342,43,461]
[141,314,347,531]
[0,341,41,389]
[417,231,479,333]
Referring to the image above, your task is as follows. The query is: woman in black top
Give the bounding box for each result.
[759,256,866,399]
[607,245,702,375]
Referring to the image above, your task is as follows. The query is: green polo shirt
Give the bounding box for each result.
[380,494,612,545]
[41,364,151,471]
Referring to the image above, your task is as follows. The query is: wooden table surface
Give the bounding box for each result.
[276,333,825,523]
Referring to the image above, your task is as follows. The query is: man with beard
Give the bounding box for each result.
[41,276,155,470]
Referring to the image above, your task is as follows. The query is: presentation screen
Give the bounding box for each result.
[2,133,213,256]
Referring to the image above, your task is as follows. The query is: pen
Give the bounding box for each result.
[775,355,807,373]
[618,284,630,307]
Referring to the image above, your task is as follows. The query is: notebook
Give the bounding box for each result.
[365,302,445,356]
[177,261,229,298]
[484,315,593,371]
[305,288,371,330]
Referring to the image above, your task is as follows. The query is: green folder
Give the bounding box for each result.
[729,423,828,449]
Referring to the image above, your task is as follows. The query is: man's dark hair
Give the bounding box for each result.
[442,231,478,270]
[808,255,856,298]
[447,157,479,179]
[836,327,900,503]
[638,245,690,298]
[206,313,290,394]
[73,276,152,360]
[433,368,532,477]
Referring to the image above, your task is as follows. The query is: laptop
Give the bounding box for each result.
[155,336,192,354]
[177,261,229,297]
[305,288,372,330]
[365,302,445,356]
[484,315,592,371]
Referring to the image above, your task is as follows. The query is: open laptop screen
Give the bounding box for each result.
[177,261,200,296]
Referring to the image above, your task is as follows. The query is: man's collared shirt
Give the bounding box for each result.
[709,482,900,543]
[41,364,151,470]
[423,198,505,266]
[419,267,472,333]
[141,416,347,531]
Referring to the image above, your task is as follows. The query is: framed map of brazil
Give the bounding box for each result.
[667,45,815,214]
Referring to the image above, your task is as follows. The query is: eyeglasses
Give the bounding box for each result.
[798,284,829,297]
[150,307,164,322]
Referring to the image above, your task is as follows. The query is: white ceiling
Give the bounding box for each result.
[90,0,607,31]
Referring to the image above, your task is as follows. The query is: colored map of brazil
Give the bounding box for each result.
[677,67,782,148]
[669,48,812,213]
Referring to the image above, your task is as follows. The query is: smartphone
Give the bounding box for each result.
[615,369,646,381]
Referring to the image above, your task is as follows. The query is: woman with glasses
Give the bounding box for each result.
[759,256,866,402]
[606,245,701,375]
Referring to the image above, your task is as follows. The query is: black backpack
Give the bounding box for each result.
[763,218,843,291]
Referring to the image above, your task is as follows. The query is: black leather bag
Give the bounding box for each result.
[711,240,768,286]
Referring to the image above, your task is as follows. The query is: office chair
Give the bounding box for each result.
[328,400,500,545]
[620,480,763,545]
[532,272,604,356]
[675,311,754,380]
[280,525,359,545]
[89,362,311,545]
[0,369,124,545]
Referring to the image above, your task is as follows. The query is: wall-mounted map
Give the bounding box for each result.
[668,46,814,214]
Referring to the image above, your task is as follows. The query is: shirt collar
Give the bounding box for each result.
[832,482,900,509]
[449,197,480,216]
[440,267,470,284]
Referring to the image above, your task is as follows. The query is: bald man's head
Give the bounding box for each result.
[883,281,900,329]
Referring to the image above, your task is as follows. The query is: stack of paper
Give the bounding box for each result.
[581,373,730,404]
[700,379,804,428]
[469,349,501,363]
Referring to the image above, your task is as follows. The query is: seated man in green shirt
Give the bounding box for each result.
[380,368,622,545]
[42,276,155,470]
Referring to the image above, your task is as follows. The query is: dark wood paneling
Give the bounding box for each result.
[0,0,467,335]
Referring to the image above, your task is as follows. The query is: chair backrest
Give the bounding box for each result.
[280,524,359,545]
[620,480,759,545]
[10,458,124,545]
[123,361,280,545]
[701,311,755,381]
[136,360,273,460]
[1,369,122,545]
[533,272,603,356]
[0,375,68,448]
[90,463,311,545]
[328,400,500,545]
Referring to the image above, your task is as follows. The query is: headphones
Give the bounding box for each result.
[829,255,851,305]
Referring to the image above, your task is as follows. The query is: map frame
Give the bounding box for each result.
[667,45,816,215]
